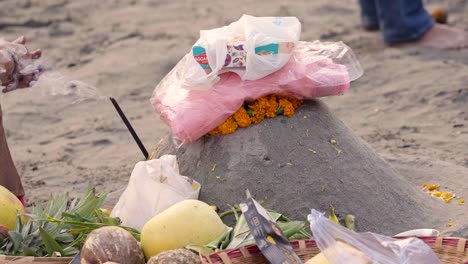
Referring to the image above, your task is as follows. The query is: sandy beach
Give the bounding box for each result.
[0,0,467,235]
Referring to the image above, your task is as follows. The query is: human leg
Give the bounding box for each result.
[374,0,434,44]
[372,0,468,49]
[358,0,379,30]
[0,104,25,201]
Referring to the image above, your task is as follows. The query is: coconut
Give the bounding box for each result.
[0,185,25,230]
[147,249,201,264]
[80,226,145,264]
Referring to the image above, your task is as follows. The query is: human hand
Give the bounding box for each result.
[0,36,43,93]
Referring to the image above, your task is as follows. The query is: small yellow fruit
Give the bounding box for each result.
[305,241,371,264]
[141,200,227,260]
[0,185,25,230]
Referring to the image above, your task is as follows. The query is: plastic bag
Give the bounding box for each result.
[307,210,441,264]
[186,15,301,89]
[152,40,362,143]
[111,155,200,231]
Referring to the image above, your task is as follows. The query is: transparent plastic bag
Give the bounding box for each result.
[307,209,441,264]
[151,40,362,144]
[111,155,200,231]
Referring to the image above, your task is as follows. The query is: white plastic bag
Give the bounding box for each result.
[111,155,200,231]
[183,15,301,89]
[307,209,441,264]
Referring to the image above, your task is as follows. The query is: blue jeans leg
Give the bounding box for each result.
[374,0,435,44]
[359,0,380,30]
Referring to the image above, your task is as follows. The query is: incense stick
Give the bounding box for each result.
[109,97,149,159]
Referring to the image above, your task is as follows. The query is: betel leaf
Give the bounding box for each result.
[39,227,64,257]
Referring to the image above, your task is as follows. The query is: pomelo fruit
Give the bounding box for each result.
[140,199,227,259]
[0,185,25,230]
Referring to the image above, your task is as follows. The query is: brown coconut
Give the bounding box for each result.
[80,226,145,264]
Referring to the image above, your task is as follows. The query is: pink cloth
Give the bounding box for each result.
[152,57,350,143]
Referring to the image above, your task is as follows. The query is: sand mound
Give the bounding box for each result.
[156,100,450,235]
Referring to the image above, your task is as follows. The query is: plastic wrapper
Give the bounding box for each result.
[307,209,441,264]
[188,15,301,88]
[152,39,363,143]
[111,155,200,231]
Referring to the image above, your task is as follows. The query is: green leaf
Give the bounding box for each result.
[226,214,254,249]
[22,246,39,257]
[39,227,64,257]
[345,214,356,230]
[62,246,79,256]
[185,245,214,256]
[55,233,74,244]
[277,221,306,238]
[276,106,284,115]
[7,231,23,253]
[206,227,232,250]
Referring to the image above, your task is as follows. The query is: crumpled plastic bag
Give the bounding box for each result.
[152,40,362,143]
[307,209,442,264]
[111,155,200,231]
[186,15,301,89]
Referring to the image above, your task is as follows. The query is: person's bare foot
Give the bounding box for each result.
[401,24,468,49]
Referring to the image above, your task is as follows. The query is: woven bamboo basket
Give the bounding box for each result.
[202,237,468,264]
[1,237,466,263]
[0,256,72,264]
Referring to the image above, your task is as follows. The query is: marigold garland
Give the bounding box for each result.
[209,95,303,135]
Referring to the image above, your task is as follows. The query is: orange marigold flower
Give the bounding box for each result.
[209,127,220,135]
[427,184,438,191]
[233,107,252,128]
[248,99,267,124]
[250,109,266,124]
[217,116,238,134]
[291,98,303,109]
[279,98,295,117]
[278,95,303,109]
[265,95,279,118]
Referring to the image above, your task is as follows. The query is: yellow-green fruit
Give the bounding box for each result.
[0,185,25,230]
[305,241,372,264]
[141,200,227,259]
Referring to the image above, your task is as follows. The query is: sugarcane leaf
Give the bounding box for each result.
[39,227,64,257]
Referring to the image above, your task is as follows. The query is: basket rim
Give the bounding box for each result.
[0,255,73,260]
[203,236,468,262]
